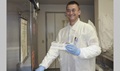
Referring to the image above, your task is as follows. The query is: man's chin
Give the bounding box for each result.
[69,18,75,21]
[68,17,74,20]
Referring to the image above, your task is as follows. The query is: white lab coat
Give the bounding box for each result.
[40,18,101,71]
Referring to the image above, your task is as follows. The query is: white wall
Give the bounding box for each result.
[0,0,6,71]
[80,5,94,23]
[114,0,120,71]
[37,4,94,64]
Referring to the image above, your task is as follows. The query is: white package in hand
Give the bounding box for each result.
[50,41,66,50]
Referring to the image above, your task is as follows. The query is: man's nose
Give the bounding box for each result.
[70,11,73,14]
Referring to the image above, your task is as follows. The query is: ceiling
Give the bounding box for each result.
[8,0,94,5]
[38,0,94,5]
[7,0,94,12]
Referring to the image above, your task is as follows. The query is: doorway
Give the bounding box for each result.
[45,12,68,69]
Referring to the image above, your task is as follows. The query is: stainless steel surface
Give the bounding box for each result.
[7,6,20,71]
[7,0,31,71]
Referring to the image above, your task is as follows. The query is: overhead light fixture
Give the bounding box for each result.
[29,0,40,11]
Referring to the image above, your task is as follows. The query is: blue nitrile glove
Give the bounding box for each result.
[65,44,80,56]
[35,66,45,71]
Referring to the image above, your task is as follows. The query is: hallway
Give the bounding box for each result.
[7,0,113,71]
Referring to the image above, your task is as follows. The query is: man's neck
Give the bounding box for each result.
[70,18,78,26]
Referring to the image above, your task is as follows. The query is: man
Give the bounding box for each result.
[36,1,101,71]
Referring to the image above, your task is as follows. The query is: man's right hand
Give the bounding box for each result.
[35,66,45,71]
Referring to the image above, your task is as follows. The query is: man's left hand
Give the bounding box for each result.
[65,44,80,56]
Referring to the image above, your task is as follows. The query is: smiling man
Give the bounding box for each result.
[66,1,80,26]
[35,1,101,71]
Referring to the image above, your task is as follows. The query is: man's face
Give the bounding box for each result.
[66,4,80,23]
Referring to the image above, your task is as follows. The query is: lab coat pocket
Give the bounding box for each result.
[76,34,87,48]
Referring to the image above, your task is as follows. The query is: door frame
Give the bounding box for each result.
[45,12,65,68]
[45,12,65,53]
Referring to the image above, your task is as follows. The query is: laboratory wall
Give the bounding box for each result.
[37,4,94,68]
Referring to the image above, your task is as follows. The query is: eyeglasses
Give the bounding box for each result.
[66,9,77,13]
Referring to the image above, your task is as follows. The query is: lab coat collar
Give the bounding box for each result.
[68,18,81,31]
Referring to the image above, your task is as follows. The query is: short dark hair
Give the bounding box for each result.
[66,1,80,9]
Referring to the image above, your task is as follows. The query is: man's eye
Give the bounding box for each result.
[72,9,75,12]
[67,9,71,12]
[67,9,76,12]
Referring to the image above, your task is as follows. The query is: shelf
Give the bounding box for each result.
[96,54,113,70]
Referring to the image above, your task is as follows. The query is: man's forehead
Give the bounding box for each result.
[66,4,79,9]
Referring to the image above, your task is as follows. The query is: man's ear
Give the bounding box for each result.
[79,10,81,15]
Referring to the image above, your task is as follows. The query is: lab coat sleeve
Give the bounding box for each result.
[40,30,62,69]
[79,24,101,59]
[56,29,63,43]
[40,47,59,69]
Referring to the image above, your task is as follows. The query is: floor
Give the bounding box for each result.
[45,68,60,71]
[19,47,32,71]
